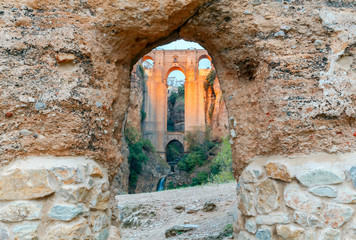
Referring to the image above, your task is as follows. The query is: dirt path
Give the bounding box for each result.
[115,182,237,240]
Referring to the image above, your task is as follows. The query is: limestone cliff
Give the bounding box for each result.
[112,64,145,195]
[205,76,229,140]
[135,152,170,193]
[126,64,145,132]
[114,64,170,194]
[167,92,185,132]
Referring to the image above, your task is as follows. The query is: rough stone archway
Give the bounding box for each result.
[0,0,355,238]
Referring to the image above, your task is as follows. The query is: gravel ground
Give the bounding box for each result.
[116,182,237,240]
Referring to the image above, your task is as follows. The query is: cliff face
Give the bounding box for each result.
[114,65,171,194]
[205,77,229,140]
[134,152,170,193]
[126,65,145,132]
[167,93,185,132]
[112,65,145,195]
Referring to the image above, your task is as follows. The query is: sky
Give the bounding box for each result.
[153,40,211,84]
[157,39,204,50]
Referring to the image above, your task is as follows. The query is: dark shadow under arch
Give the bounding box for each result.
[165,140,184,171]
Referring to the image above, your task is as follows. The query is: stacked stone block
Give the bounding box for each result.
[0,157,111,239]
[235,153,356,240]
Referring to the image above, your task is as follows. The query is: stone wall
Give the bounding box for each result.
[0,157,118,239]
[235,152,356,239]
[1,0,355,178]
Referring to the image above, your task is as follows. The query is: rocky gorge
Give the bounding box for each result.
[0,0,355,239]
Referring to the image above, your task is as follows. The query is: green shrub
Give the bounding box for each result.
[220,224,233,237]
[204,69,216,91]
[210,162,221,175]
[209,137,234,184]
[167,181,175,190]
[178,130,216,173]
[191,171,209,186]
[138,64,145,79]
[142,138,155,152]
[169,92,178,106]
[177,155,197,172]
[140,109,146,123]
[178,85,184,97]
[167,119,175,132]
[208,102,215,119]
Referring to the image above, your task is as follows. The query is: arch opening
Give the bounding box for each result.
[142,58,154,69]
[165,140,184,172]
[198,58,212,69]
[167,68,185,133]
[123,39,231,196]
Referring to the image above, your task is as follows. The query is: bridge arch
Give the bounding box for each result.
[165,66,186,81]
[143,55,154,62]
[165,139,185,171]
[142,49,213,159]
[198,54,212,62]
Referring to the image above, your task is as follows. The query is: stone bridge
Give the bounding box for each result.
[142,49,212,162]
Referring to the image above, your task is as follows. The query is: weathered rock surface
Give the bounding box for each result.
[296,168,345,187]
[309,186,337,198]
[0,169,55,200]
[322,228,341,240]
[48,204,84,221]
[0,201,42,222]
[45,218,91,239]
[293,211,320,229]
[203,201,217,212]
[284,185,321,213]
[256,179,279,214]
[0,223,10,240]
[322,203,354,228]
[117,183,236,239]
[238,181,257,216]
[0,157,112,239]
[265,162,292,182]
[255,228,271,240]
[336,188,356,204]
[245,218,257,234]
[255,214,290,225]
[165,224,199,237]
[276,224,304,240]
[12,224,39,240]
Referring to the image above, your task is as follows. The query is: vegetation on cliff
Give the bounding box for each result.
[167,85,185,132]
[203,69,216,91]
[209,137,233,183]
[177,131,216,173]
[204,70,217,120]
[168,131,233,189]
[124,124,155,193]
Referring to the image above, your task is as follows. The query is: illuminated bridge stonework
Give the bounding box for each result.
[141,49,212,160]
